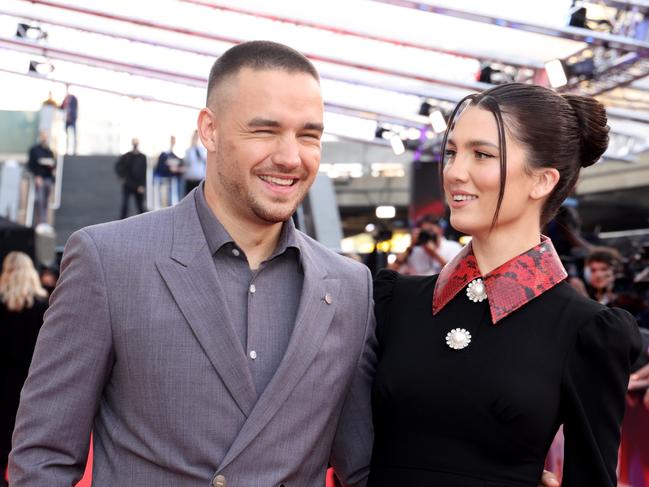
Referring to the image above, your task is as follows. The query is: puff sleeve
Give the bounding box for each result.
[560,307,642,486]
[373,269,400,349]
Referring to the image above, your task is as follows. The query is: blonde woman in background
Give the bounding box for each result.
[0,252,48,487]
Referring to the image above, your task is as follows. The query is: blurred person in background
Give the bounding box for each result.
[154,135,185,206]
[27,131,56,227]
[391,215,462,275]
[585,246,622,305]
[38,265,59,296]
[184,129,207,195]
[115,138,147,219]
[0,252,48,487]
[370,84,640,486]
[38,91,58,138]
[60,84,78,155]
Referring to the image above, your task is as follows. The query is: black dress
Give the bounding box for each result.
[0,298,47,473]
[369,261,641,486]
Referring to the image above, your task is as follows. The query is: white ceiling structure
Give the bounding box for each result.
[1,0,649,159]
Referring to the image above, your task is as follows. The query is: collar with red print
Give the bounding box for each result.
[433,236,568,324]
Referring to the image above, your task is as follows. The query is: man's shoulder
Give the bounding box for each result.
[76,207,174,254]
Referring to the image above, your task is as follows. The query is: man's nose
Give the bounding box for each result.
[271,136,301,170]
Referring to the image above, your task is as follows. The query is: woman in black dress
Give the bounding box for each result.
[0,252,48,485]
[369,83,642,487]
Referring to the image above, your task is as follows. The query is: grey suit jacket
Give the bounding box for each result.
[9,192,376,487]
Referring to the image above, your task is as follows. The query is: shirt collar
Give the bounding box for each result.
[194,182,301,259]
[432,236,567,324]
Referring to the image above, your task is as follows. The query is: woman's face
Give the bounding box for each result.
[443,105,539,238]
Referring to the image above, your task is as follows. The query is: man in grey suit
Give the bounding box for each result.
[10,41,375,486]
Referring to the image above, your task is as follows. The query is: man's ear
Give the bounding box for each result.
[197,108,218,152]
[530,167,560,200]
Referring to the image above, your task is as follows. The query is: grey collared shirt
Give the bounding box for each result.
[194,185,303,396]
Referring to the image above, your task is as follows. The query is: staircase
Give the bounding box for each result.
[55,154,122,247]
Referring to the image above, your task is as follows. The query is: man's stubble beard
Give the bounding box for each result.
[214,147,307,225]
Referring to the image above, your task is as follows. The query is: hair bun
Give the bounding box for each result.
[561,94,609,168]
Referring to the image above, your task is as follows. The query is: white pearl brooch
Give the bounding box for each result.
[445,328,472,350]
[466,278,487,303]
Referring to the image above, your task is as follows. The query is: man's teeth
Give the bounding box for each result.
[260,175,294,186]
[453,194,478,201]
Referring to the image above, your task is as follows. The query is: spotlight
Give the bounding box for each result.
[16,23,47,41]
[478,65,496,83]
[365,223,376,233]
[375,126,389,140]
[545,59,567,88]
[390,135,406,156]
[418,101,433,116]
[376,206,396,219]
[28,60,54,75]
[429,110,447,133]
[545,57,595,88]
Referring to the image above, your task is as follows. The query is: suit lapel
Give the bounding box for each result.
[218,237,340,471]
[155,194,257,417]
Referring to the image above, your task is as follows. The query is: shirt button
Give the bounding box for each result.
[213,475,226,487]
[249,350,257,360]
[249,284,256,294]
[231,248,240,257]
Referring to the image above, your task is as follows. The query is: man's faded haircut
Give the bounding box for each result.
[206,40,319,105]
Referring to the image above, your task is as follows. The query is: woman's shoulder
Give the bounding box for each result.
[550,282,642,363]
[374,269,438,302]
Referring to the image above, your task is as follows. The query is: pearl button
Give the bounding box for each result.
[249,284,256,294]
[231,248,240,257]
[249,350,257,360]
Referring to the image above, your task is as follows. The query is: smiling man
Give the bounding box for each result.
[9,41,376,487]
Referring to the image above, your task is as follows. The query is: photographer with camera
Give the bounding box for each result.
[392,215,462,275]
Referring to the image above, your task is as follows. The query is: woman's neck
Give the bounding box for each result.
[471,227,542,276]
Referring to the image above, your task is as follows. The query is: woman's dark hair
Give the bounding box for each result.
[440,82,609,227]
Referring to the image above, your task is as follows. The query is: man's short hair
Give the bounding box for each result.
[206,40,319,105]
[586,246,622,268]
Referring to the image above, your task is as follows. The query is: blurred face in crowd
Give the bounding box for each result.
[442,106,556,239]
[199,67,323,226]
[587,260,615,290]
[38,130,49,146]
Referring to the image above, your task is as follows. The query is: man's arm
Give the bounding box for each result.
[329,267,377,487]
[9,229,115,486]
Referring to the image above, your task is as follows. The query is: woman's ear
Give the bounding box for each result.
[530,167,560,200]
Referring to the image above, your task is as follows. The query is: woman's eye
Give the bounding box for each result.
[475,151,493,160]
[444,149,456,158]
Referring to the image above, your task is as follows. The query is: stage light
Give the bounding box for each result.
[545,59,567,88]
[28,60,54,75]
[16,23,47,41]
[390,135,405,155]
[365,223,376,233]
[429,110,447,133]
[376,206,396,219]
[419,101,433,116]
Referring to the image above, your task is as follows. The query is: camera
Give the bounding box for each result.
[416,230,439,246]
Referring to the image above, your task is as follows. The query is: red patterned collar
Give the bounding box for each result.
[432,236,567,324]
